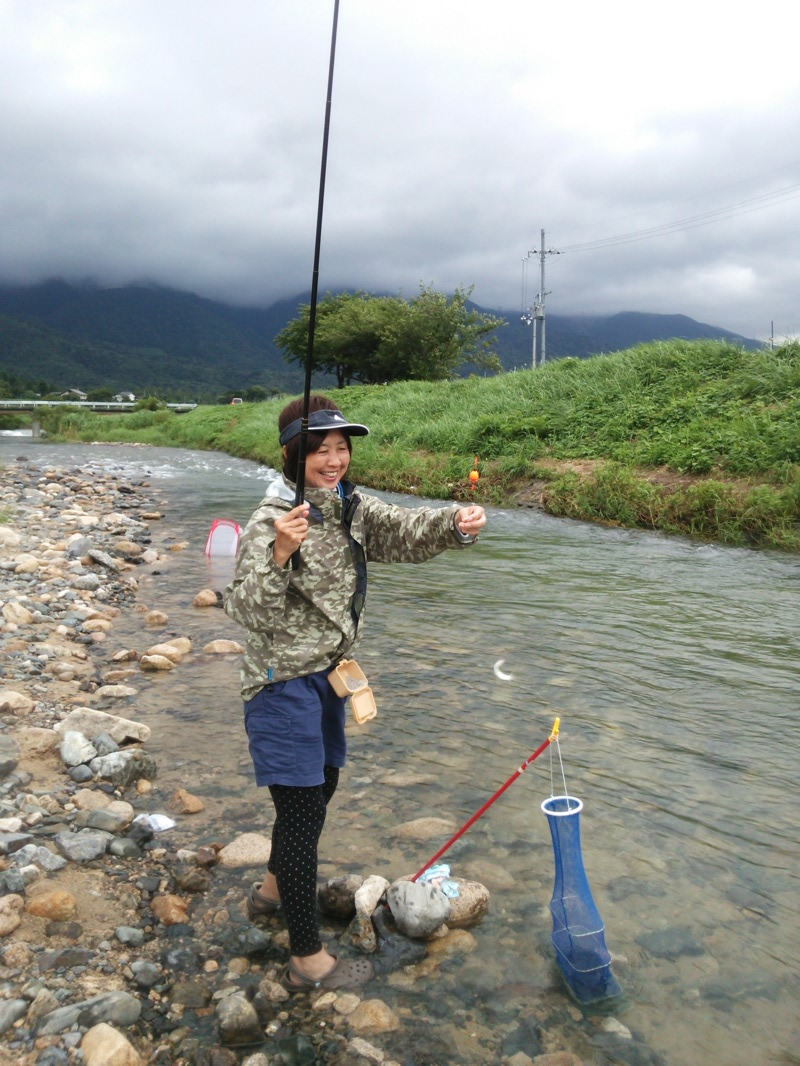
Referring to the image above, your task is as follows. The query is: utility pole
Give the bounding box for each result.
[522,229,559,367]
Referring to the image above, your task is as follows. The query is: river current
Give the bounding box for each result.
[2,435,799,1065]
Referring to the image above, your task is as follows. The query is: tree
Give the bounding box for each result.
[275,285,504,386]
[244,384,270,402]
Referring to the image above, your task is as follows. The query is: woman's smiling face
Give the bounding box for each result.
[302,430,351,490]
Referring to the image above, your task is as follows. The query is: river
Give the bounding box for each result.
[2,434,799,1066]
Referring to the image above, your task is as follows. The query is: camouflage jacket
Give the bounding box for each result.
[223,475,477,700]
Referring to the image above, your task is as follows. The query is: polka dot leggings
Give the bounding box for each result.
[267,765,339,957]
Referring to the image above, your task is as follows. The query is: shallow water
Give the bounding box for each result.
[4,437,799,1065]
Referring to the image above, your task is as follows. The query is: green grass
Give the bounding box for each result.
[36,339,800,550]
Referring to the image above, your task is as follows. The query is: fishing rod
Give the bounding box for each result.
[292,0,341,570]
[410,717,560,883]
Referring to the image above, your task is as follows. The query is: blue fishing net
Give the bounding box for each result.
[542,795,621,1003]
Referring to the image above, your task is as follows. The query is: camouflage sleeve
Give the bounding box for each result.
[359,494,476,564]
[222,507,290,627]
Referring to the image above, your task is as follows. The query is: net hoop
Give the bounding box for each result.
[541,795,583,817]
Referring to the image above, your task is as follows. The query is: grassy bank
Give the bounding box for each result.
[33,339,800,550]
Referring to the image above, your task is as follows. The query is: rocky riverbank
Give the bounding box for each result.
[0,455,597,1066]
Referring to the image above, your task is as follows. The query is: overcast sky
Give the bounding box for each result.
[2,0,799,341]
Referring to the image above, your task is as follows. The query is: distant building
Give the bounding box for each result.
[60,388,87,400]
[114,391,136,402]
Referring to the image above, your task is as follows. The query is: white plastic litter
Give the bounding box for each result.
[417,863,460,898]
[133,813,176,832]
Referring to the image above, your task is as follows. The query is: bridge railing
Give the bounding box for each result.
[0,400,197,413]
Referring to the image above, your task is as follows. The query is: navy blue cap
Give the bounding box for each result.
[279,408,370,446]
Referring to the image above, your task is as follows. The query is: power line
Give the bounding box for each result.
[556,181,800,255]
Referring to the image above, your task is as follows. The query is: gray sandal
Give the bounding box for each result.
[246,885,281,920]
[281,954,374,993]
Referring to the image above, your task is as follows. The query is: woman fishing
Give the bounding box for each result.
[223,393,487,992]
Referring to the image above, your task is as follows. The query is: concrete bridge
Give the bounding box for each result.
[0,400,197,413]
[0,399,197,438]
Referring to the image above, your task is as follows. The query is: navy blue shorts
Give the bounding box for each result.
[243,668,347,787]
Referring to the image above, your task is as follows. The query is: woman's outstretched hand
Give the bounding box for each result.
[455,505,487,537]
[273,504,310,567]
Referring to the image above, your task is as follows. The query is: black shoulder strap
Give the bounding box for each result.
[341,482,367,626]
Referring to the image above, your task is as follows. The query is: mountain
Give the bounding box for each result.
[0,281,762,400]
[493,310,760,371]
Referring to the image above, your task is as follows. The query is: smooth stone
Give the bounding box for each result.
[81,1023,143,1066]
[89,749,157,787]
[59,730,98,767]
[202,639,244,654]
[0,998,28,1035]
[0,894,25,936]
[26,890,79,921]
[55,707,151,744]
[637,927,704,958]
[387,879,451,939]
[114,925,145,947]
[389,816,458,840]
[53,828,112,863]
[0,689,35,714]
[218,832,271,868]
[216,992,264,1047]
[346,998,401,1033]
[0,736,20,776]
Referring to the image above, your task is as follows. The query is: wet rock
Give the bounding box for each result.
[96,683,139,698]
[203,638,244,655]
[388,816,458,840]
[81,1022,143,1066]
[90,748,158,787]
[387,879,451,938]
[14,843,67,872]
[637,927,704,958]
[38,947,96,976]
[0,735,20,776]
[276,1034,316,1065]
[139,654,175,672]
[318,874,364,919]
[145,610,169,626]
[130,960,161,988]
[426,927,477,957]
[91,731,120,756]
[59,729,99,766]
[53,828,111,863]
[77,990,143,1029]
[370,904,428,973]
[87,548,121,572]
[81,807,132,833]
[193,588,220,607]
[0,831,33,856]
[173,866,209,893]
[0,998,28,1035]
[145,641,185,662]
[55,707,151,745]
[446,879,491,928]
[115,925,146,947]
[151,894,190,926]
[347,998,400,1033]
[215,991,264,1047]
[169,787,205,814]
[170,977,212,1008]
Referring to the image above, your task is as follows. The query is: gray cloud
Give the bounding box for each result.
[1,0,798,340]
